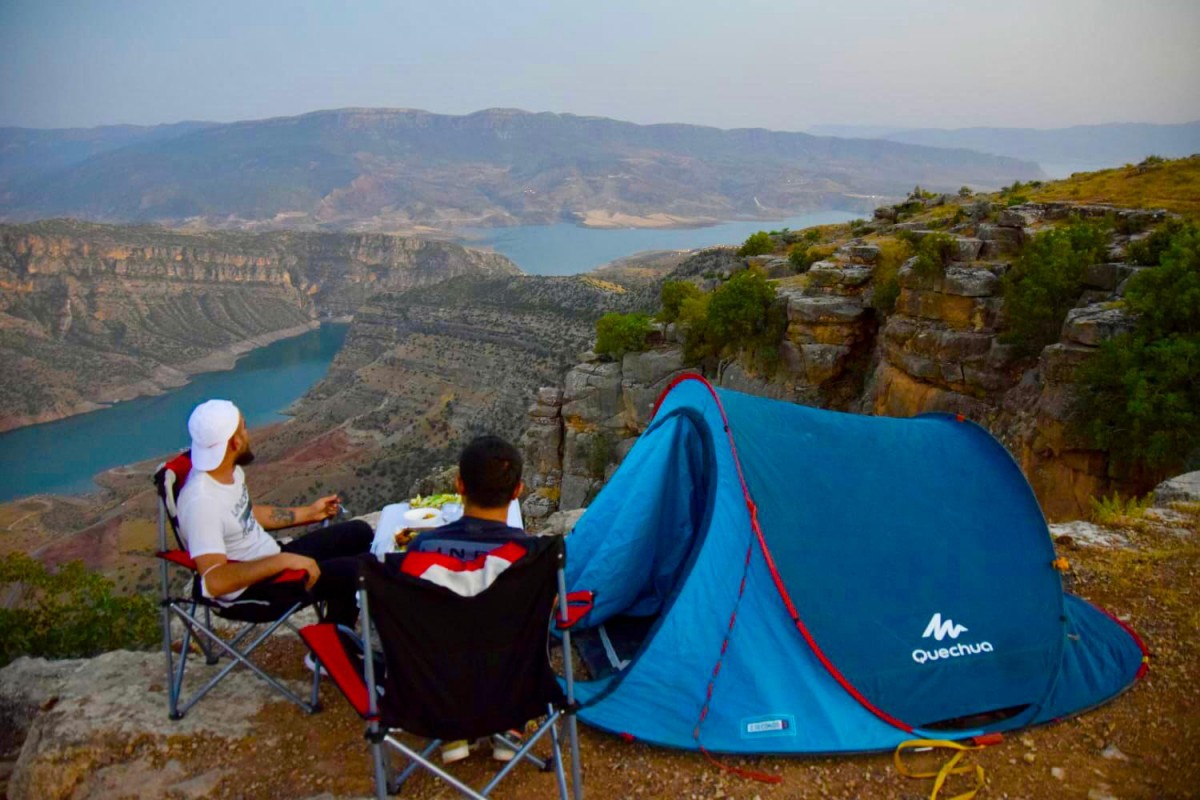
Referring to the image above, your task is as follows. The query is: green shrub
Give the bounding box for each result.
[594,312,652,359]
[788,242,836,273]
[737,231,774,257]
[911,232,958,280]
[677,269,785,373]
[869,237,914,315]
[1127,218,1186,266]
[1000,220,1110,354]
[1075,223,1200,473]
[0,553,159,667]
[658,280,703,323]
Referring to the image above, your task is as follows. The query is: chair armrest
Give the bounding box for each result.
[555,590,595,630]
[156,551,306,586]
[156,550,197,570]
[299,624,373,718]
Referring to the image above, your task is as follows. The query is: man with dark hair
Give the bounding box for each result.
[404,435,531,763]
[406,435,529,561]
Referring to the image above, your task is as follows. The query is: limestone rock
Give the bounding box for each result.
[1152,471,1200,507]
[845,244,881,265]
[952,237,983,262]
[1083,263,1141,292]
[1061,305,1136,347]
[783,293,868,325]
[541,508,587,537]
[977,223,1024,257]
[2,651,304,800]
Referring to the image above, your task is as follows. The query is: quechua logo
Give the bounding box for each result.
[913,613,993,665]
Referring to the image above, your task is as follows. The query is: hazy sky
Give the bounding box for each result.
[1,0,1197,131]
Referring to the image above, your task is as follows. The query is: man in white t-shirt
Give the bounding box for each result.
[179,399,372,629]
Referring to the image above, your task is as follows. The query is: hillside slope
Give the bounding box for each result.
[0,108,1043,230]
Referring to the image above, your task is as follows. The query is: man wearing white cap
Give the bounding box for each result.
[178,399,372,631]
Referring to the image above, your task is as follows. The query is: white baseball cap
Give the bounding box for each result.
[188,399,241,471]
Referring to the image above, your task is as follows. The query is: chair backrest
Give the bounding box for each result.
[365,535,567,740]
[154,452,193,551]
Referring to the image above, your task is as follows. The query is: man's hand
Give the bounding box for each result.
[306,495,341,523]
[279,552,321,589]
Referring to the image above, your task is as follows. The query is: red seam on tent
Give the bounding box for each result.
[656,373,915,734]
[1094,605,1151,680]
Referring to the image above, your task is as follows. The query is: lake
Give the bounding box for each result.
[457,210,860,275]
[0,323,349,502]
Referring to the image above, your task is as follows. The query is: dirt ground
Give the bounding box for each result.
[132,510,1200,800]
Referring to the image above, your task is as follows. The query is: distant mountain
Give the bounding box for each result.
[0,108,1042,230]
[0,121,217,193]
[810,121,1200,175]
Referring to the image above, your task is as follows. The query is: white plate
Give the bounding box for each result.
[403,507,443,527]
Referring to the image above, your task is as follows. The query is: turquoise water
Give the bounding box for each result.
[0,324,349,502]
[458,210,860,275]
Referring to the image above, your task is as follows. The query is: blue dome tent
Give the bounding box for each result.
[563,374,1147,754]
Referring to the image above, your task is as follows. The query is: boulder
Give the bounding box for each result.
[1082,263,1141,292]
[2,651,306,800]
[941,265,1000,298]
[783,293,868,325]
[952,238,984,262]
[540,508,587,537]
[998,207,1041,228]
[977,224,1025,257]
[873,205,898,222]
[1152,472,1200,508]
[561,361,623,423]
[805,262,874,291]
[846,244,881,265]
[1061,305,1136,347]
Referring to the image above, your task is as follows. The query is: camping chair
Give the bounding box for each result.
[300,534,591,800]
[154,452,322,720]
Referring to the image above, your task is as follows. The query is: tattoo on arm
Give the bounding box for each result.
[270,508,296,525]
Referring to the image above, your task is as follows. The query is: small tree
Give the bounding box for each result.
[594,312,652,359]
[658,280,703,323]
[737,231,774,257]
[1000,220,1109,354]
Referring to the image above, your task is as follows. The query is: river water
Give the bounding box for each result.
[458,210,859,275]
[1,212,861,501]
[0,324,349,502]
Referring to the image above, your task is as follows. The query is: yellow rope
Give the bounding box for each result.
[894,739,986,800]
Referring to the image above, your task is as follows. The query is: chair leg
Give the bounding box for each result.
[567,710,583,800]
[549,712,569,800]
[391,738,441,793]
[162,603,182,720]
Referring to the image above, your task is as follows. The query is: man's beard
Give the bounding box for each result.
[234,449,256,466]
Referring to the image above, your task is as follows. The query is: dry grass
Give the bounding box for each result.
[1030,156,1200,219]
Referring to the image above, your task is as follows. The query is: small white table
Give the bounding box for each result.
[370,499,524,560]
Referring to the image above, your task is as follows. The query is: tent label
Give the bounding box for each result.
[741,714,796,738]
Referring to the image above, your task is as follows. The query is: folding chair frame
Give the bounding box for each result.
[340,546,587,800]
[155,455,322,720]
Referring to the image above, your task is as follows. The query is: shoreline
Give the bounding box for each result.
[0,319,346,435]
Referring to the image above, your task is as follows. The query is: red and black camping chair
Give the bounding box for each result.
[154,452,322,720]
[301,534,592,800]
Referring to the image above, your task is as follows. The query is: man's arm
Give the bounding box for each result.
[193,552,321,597]
[254,495,341,531]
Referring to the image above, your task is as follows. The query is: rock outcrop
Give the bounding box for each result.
[523,200,1178,522]
[0,220,519,431]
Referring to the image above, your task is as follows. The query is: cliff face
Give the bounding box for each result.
[244,273,656,515]
[519,200,1171,523]
[0,220,519,431]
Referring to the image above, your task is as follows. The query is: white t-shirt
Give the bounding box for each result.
[177,466,281,599]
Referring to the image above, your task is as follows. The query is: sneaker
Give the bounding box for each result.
[303,652,328,677]
[441,740,471,764]
[491,730,522,762]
